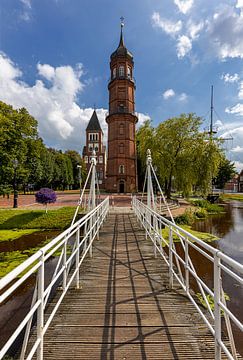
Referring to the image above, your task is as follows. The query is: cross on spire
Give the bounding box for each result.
[120,16,124,27]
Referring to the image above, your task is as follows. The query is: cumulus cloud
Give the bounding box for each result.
[176,35,192,58]
[207,5,243,59]
[163,88,188,101]
[0,52,105,150]
[152,12,182,36]
[163,89,175,99]
[226,103,243,116]
[221,73,240,83]
[0,52,150,152]
[174,0,194,14]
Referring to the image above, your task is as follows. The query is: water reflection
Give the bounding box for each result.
[192,201,243,356]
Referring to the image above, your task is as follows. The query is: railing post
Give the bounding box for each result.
[214,254,221,360]
[37,252,44,360]
[185,240,189,294]
[75,228,80,289]
[89,217,93,258]
[62,239,67,290]
[153,214,157,258]
[169,226,173,289]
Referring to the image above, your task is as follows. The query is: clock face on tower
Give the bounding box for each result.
[105,21,138,193]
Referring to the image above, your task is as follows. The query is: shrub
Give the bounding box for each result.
[175,208,194,225]
[191,199,223,214]
[35,188,57,213]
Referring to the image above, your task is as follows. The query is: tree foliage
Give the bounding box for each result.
[0,101,86,193]
[213,158,236,189]
[137,114,224,197]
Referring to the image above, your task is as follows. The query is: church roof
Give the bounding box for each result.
[86,110,103,133]
[111,23,133,60]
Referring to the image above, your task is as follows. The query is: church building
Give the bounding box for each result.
[105,20,138,193]
[82,110,106,188]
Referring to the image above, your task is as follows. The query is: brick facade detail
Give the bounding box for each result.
[105,26,138,193]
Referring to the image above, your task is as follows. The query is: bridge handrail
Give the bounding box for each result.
[132,196,243,360]
[0,196,109,360]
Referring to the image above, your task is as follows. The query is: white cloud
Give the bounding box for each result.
[37,63,55,81]
[20,0,31,9]
[0,52,149,152]
[225,103,243,116]
[221,73,240,83]
[233,161,243,172]
[152,12,182,36]
[232,146,243,153]
[163,89,175,99]
[187,21,204,40]
[176,35,192,58]
[174,0,194,14]
[178,92,188,102]
[0,52,97,150]
[207,5,243,59]
[137,113,151,127]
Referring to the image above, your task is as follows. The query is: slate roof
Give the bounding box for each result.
[86,110,103,133]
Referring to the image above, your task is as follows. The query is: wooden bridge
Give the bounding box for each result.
[1,150,243,360]
[33,211,218,359]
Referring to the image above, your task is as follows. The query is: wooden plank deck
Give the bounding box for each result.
[37,212,225,359]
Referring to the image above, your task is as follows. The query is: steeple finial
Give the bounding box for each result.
[119,16,125,47]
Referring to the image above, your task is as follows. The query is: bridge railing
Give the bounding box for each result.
[0,196,109,360]
[132,196,243,360]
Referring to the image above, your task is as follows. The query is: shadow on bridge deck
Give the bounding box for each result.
[32,212,225,359]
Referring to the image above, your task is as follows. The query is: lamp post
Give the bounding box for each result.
[13,159,18,208]
[77,165,82,197]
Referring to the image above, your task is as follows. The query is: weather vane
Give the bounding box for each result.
[120,16,124,27]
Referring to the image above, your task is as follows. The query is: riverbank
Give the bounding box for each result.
[0,207,77,277]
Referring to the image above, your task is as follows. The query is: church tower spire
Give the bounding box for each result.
[105,19,138,193]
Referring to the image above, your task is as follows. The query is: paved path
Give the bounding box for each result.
[33,212,224,359]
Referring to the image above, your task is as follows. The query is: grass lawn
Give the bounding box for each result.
[0,206,76,231]
[161,225,218,246]
[0,229,38,242]
[220,193,243,202]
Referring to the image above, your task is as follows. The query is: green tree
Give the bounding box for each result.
[137,113,223,198]
[214,157,236,189]
[65,150,87,189]
[0,102,39,202]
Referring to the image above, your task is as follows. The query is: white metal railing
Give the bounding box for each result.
[132,196,243,360]
[0,196,109,360]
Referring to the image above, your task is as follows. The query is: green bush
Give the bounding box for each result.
[175,208,194,225]
[194,207,207,219]
[191,199,223,214]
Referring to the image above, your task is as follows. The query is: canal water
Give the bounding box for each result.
[191,200,243,356]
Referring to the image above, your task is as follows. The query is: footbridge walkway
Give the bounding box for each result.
[0,150,243,360]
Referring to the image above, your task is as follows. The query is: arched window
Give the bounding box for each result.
[112,67,116,79]
[119,66,125,77]
[127,66,131,79]
[119,123,124,135]
[99,155,103,163]
[84,156,88,163]
[119,165,125,174]
[119,143,124,154]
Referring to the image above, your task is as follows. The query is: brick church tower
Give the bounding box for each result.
[105,20,138,193]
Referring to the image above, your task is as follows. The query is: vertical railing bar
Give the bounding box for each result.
[214,253,221,360]
[36,251,44,360]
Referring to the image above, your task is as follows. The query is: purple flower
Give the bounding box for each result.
[35,188,57,205]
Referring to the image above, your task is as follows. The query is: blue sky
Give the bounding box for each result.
[0,0,243,170]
